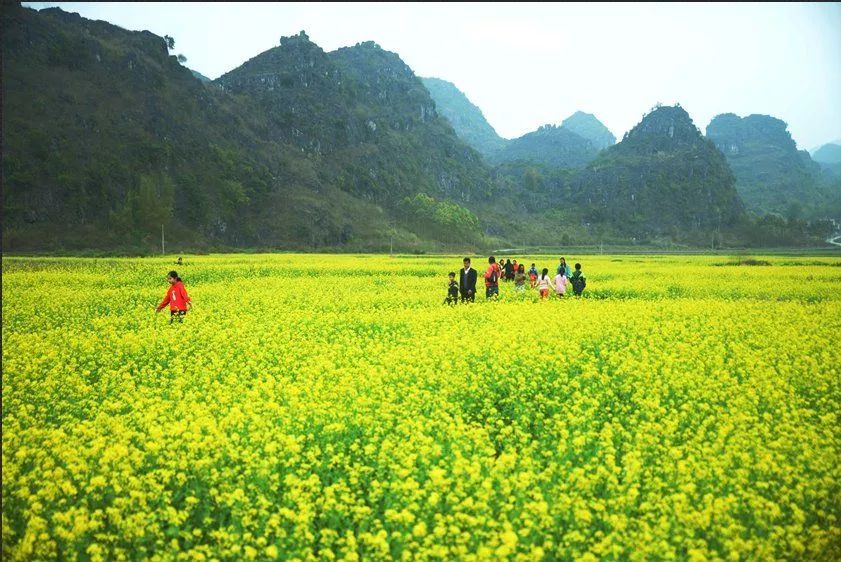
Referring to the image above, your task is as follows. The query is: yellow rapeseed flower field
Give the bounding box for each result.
[2,254,839,561]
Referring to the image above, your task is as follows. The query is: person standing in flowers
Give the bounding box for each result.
[553,268,568,298]
[444,272,459,305]
[504,259,514,281]
[484,256,502,299]
[514,264,528,292]
[557,257,571,278]
[528,263,538,287]
[155,270,192,323]
[459,257,477,303]
[536,268,552,300]
[570,263,587,296]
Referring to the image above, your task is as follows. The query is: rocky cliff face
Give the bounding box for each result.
[561,111,615,151]
[216,33,491,202]
[216,32,347,155]
[705,113,827,216]
[572,106,744,234]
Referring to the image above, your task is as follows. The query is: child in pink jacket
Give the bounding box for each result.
[553,271,567,297]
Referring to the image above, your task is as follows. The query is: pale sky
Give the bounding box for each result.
[24,2,841,150]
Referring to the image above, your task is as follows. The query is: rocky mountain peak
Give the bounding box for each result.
[705,112,827,215]
[706,113,797,155]
[561,111,616,150]
[624,105,702,148]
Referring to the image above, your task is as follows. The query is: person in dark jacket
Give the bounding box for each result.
[504,259,514,281]
[444,272,459,305]
[459,257,478,303]
[570,263,587,296]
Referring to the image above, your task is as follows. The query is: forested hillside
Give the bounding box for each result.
[2,5,491,251]
[2,4,833,252]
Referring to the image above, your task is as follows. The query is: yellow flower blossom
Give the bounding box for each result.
[1,254,838,560]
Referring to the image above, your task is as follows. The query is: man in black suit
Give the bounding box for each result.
[459,257,477,303]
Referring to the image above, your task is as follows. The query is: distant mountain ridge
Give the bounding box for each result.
[811,139,841,155]
[706,113,828,216]
[561,111,616,150]
[812,143,841,164]
[811,142,841,179]
[420,77,508,157]
[490,112,615,169]
[489,124,598,168]
[422,77,613,168]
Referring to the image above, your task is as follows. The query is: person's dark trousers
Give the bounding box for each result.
[486,285,499,299]
[170,310,187,324]
[460,291,474,303]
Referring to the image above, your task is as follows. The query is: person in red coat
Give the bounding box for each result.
[156,270,192,323]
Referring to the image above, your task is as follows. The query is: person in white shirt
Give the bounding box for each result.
[536,268,552,300]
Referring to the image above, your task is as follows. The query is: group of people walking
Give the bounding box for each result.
[158,256,585,326]
[447,256,586,304]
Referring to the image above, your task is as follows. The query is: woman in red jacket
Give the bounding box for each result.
[156,270,192,323]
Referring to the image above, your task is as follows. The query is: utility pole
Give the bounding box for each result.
[161,224,166,255]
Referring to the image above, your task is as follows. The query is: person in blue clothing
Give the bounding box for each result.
[557,257,571,278]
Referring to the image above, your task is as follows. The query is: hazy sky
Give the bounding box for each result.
[25,2,841,149]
